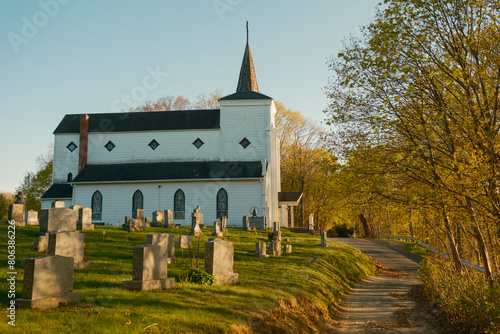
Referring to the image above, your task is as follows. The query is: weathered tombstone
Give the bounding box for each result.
[145,217,151,227]
[48,231,89,268]
[212,221,223,237]
[205,240,238,285]
[268,240,282,256]
[283,244,292,254]
[15,255,82,309]
[25,210,39,225]
[135,209,145,222]
[77,207,94,231]
[320,231,328,247]
[220,216,228,232]
[51,201,65,208]
[255,242,269,258]
[249,216,267,230]
[272,221,280,232]
[176,235,193,249]
[8,204,25,226]
[164,209,175,228]
[31,233,49,252]
[151,210,164,227]
[309,213,315,232]
[123,244,175,291]
[242,216,251,231]
[190,206,202,236]
[123,217,145,231]
[273,230,282,241]
[40,208,77,233]
[147,233,175,264]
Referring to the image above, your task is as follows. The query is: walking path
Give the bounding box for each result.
[330,238,438,333]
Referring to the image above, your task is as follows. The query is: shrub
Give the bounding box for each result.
[185,268,217,285]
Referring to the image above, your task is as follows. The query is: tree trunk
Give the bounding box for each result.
[441,207,463,274]
[359,213,372,238]
[474,226,493,284]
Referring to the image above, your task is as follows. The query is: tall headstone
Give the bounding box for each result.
[309,213,315,232]
[254,242,269,258]
[272,221,280,232]
[220,216,228,232]
[48,231,88,268]
[147,233,175,264]
[40,208,77,233]
[268,240,282,256]
[212,221,223,237]
[249,216,267,230]
[242,216,251,231]
[320,231,329,247]
[25,210,39,225]
[15,255,82,309]
[135,209,144,222]
[151,211,164,227]
[164,209,175,228]
[8,204,25,226]
[190,206,202,236]
[77,207,94,231]
[205,240,238,285]
[123,244,175,291]
[283,244,292,254]
[123,217,145,231]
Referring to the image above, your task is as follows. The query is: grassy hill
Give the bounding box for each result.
[0,225,375,333]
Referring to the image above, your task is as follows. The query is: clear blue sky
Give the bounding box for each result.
[0,0,379,193]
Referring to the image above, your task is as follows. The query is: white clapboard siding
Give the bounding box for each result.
[53,134,80,183]
[72,179,262,226]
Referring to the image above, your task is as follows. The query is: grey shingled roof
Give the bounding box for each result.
[236,43,259,93]
[72,161,263,183]
[41,183,73,199]
[219,91,272,101]
[53,109,220,134]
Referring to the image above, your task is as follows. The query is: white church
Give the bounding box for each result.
[41,32,301,227]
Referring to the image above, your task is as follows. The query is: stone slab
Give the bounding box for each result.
[255,242,269,257]
[48,231,85,265]
[147,233,175,263]
[176,235,193,248]
[51,201,65,208]
[8,204,24,225]
[25,210,38,225]
[132,244,167,281]
[16,293,82,309]
[205,240,234,276]
[214,273,239,285]
[123,277,175,291]
[32,233,49,252]
[40,208,77,233]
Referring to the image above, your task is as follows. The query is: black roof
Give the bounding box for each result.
[278,192,303,204]
[40,183,73,199]
[53,109,220,134]
[219,91,272,101]
[72,161,263,183]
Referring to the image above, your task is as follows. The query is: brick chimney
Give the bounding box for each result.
[78,114,89,172]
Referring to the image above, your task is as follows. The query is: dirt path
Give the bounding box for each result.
[330,238,439,333]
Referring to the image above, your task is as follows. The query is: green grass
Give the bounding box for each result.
[0,225,375,333]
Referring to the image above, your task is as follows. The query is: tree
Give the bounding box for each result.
[0,193,15,222]
[325,0,500,275]
[17,148,53,214]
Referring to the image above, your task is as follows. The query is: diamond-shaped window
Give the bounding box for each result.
[148,139,160,150]
[105,141,116,152]
[66,141,77,152]
[192,138,204,149]
[239,137,251,149]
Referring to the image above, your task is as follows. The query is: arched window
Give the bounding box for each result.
[91,191,102,220]
[132,190,143,218]
[174,189,185,219]
[217,188,228,219]
[67,173,73,182]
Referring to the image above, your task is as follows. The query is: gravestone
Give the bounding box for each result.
[220,216,228,232]
[40,208,77,233]
[241,216,251,231]
[123,244,175,291]
[25,210,39,225]
[249,216,267,230]
[176,235,193,248]
[32,233,49,252]
[151,210,164,227]
[283,244,292,254]
[145,217,151,227]
[212,221,223,237]
[272,221,280,232]
[135,209,144,222]
[8,204,25,226]
[15,255,82,309]
[205,240,238,285]
[123,217,145,231]
[268,240,282,256]
[48,231,89,268]
[254,242,269,258]
[309,213,315,232]
[77,207,94,231]
[190,206,202,236]
[164,209,175,228]
[147,233,175,264]
[51,201,65,208]
[320,231,328,247]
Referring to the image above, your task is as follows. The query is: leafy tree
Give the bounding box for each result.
[17,152,53,214]
[0,193,15,222]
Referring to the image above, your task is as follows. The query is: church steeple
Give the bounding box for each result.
[236,22,259,93]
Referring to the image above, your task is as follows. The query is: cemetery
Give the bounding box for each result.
[0,220,375,333]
